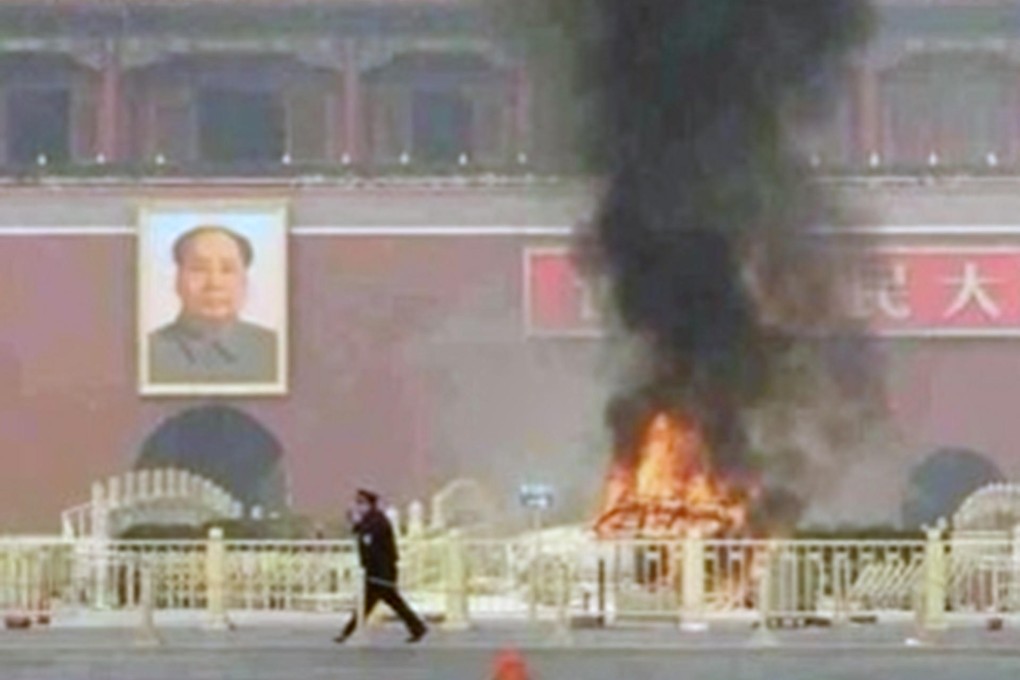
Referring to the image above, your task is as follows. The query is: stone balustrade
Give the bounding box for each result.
[60,469,243,541]
[952,483,1020,536]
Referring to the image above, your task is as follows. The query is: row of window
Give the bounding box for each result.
[0,53,514,168]
[812,53,1020,167]
[5,50,1020,171]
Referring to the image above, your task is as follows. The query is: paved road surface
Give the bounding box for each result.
[3,623,1020,679]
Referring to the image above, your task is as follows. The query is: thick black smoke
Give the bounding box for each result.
[504,1,881,527]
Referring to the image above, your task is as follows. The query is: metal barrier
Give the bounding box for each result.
[0,538,72,621]
[453,535,938,626]
[6,530,1020,630]
[88,537,361,614]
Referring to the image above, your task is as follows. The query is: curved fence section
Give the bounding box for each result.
[60,468,243,541]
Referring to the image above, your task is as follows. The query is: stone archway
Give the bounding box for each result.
[901,447,1004,529]
[136,405,288,516]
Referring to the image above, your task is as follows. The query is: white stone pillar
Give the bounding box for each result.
[1011,523,1020,609]
[205,527,231,630]
[407,501,425,539]
[134,559,161,647]
[749,542,779,648]
[137,469,151,501]
[917,521,948,638]
[681,529,707,632]
[168,469,182,498]
[90,482,110,609]
[107,476,121,510]
[152,470,166,499]
[122,472,136,507]
[553,557,573,644]
[442,530,470,631]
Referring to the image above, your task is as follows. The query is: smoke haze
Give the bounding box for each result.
[503,0,886,527]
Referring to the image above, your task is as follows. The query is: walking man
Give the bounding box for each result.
[335,489,428,644]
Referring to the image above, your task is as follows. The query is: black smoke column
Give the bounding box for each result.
[504,1,879,528]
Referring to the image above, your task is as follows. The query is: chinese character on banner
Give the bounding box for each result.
[942,261,1002,321]
[526,245,1020,338]
[854,260,912,321]
[845,248,1020,335]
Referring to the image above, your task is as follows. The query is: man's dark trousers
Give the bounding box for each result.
[340,578,426,639]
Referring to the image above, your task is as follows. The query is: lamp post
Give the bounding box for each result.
[519,483,555,623]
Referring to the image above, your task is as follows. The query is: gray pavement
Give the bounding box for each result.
[3,623,1020,679]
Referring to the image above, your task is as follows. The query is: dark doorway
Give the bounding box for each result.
[412,89,472,164]
[136,405,288,515]
[197,89,284,164]
[7,88,70,165]
[901,447,1004,528]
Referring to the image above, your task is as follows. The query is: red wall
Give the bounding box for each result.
[0,232,607,531]
[6,223,1020,530]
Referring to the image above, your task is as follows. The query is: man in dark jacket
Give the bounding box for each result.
[335,489,427,643]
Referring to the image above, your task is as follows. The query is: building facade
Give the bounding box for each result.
[0,0,1019,531]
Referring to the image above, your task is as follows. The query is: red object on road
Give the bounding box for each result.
[491,648,531,680]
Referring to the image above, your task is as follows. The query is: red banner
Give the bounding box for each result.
[525,245,1020,337]
[525,249,603,336]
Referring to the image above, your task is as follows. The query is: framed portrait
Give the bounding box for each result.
[137,201,288,396]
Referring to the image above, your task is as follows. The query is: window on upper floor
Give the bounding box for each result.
[132,55,330,167]
[0,53,88,168]
[366,52,509,167]
[197,88,285,165]
[412,88,473,164]
[6,87,70,165]
[882,53,1017,166]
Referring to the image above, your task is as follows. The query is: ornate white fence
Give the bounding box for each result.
[4,527,1020,632]
[0,538,72,621]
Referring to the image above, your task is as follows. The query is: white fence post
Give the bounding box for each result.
[205,527,231,630]
[90,482,110,609]
[153,469,166,499]
[1011,523,1020,610]
[134,558,161,647]
[407,501,425,540]
[916,521,948,638]
[749,542,779,647]
[553,557,573,644]
[442,530,470,631]
[137,469,151,501]
[680,530,706,632]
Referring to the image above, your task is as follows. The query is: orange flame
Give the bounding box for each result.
[594,412,751,539]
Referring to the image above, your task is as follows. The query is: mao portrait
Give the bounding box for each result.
[138,203,288,396]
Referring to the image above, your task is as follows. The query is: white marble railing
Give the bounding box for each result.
[953,483,1020,535]
[2,529,1020,635]
[60,468,243,541]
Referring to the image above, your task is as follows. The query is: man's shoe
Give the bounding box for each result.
[406,627,428,644]
[333,633,350,644]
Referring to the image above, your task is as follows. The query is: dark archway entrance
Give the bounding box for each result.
[136,405,288,516]
[901,447,1004,528]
